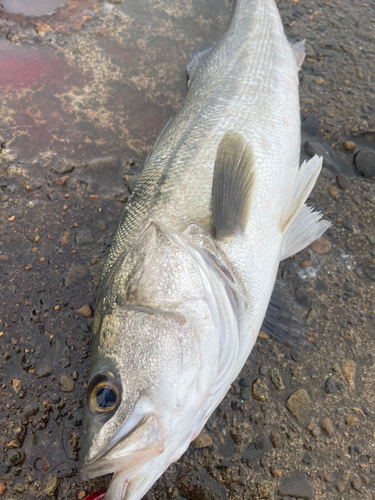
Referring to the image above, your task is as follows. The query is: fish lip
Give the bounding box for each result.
[80,413,164,481]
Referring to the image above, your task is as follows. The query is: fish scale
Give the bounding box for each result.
[81,1,329,499]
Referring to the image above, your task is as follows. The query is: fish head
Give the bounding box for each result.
[80,222,242,499]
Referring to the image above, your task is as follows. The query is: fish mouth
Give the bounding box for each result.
[81,413,164,482]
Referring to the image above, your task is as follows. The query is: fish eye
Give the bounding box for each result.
[88,373,120,414]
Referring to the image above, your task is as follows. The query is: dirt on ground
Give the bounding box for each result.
[0,0,374,499]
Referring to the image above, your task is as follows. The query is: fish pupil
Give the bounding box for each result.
[96,387,117,409]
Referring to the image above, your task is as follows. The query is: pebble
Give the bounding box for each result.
[14,482,25,493]
[76,305,94,318]
[23,403,39,418]
[286,389,311,425]
[258,330,269,339]
[342,359,356,395]
[343,141,356,151]
[271,433,281,448]
[301,114,319,136]
[353,150,375,178]
[243,434,271,463]
[0,483,6,495]
[351,477,361,491]
[321,417,334,436]
[72,410,83,427]
[336,174,350,189]
[54,159,75,174]
[11,379,21,394]
[303,452,312,464]
[252,378,268,401]
[53,175,69,186]
[6,450,21,467]
[44,476,58,495]
[85,156,119,182]
[270,368,284,391]
[75,228,94,245]
[324,376,337,394]
[60,376,75,393]
[311,237,331,254]
[64,265,88,288]
[240,388,251,400]
[192,428,213,449]
[341,219,353,231]
[36,364,52,378]
[294,287,311,308]
[239,377,250,388]
[86,180,100,194]
[279,475,314,499]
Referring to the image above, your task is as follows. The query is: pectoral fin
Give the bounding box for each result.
[212,131,256,239]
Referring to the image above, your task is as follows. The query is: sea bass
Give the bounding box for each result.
[80,0,329,498]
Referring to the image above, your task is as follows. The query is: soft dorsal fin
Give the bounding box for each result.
[212,131,256,239]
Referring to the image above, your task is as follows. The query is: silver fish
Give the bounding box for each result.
[80,0,330,498]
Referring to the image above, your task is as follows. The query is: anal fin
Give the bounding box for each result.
[212,131,256,239]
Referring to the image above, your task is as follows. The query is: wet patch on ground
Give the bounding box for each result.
[0,0,374,499]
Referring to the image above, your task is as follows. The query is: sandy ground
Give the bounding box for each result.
[0,0,374,499]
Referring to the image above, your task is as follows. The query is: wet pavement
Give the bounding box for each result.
[0,0,374,499]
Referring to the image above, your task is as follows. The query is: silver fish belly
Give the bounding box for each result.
[80,1,329,499]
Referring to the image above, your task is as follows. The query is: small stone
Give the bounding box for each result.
[239,377,251,388]
[177,470,228,500]
[86,181,100,194]
[301,260,311,268]
[272,469,282,478]
[60,376,75,393]
[345,415,358,426]
[311,237,331,254]
[324,376,337,394]
[336,174,350,189]
[351,477,361,491]
[303,452,312,464]
[343,141,355,151]
[318,474,330,482]
[85,156,119,183]
[286,389,311,425]
[306,309,316,325]
[258,330,269,339]
[59,348,71,368]
[54,175,69,186]
[353,150,375,179]
[192,428,212,448]
[97,220,107,230]
[294,287,311,308]
[54,160,75,174]
[342,219,353,231]
[252,378,268,401]
[342,359,356,395]
[23,403,39,418]
[44,476,58,495]
[243,434,271,463]
[59,230,70,245]
[279,475,314,499]
[316,77,324,84]
[25,264,32,271]
[271,433,281,448]
[64,265,88,289]
[11,379,21,394]
[240,388,251,400]
[36,364,52,378]
[270,368,284,391]
[0,483,7,495]
[291,348,301,362]
[75,229,94,245]
[48,393,61,404]
[6,450,21,466]
[330,187,339,200]
[76,305,94,318]
[321,417,334,436]
[360,474,369,484]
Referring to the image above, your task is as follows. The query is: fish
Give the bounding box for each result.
[80,0,330,498]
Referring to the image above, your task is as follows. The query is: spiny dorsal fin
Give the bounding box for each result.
[212,130,256,239]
